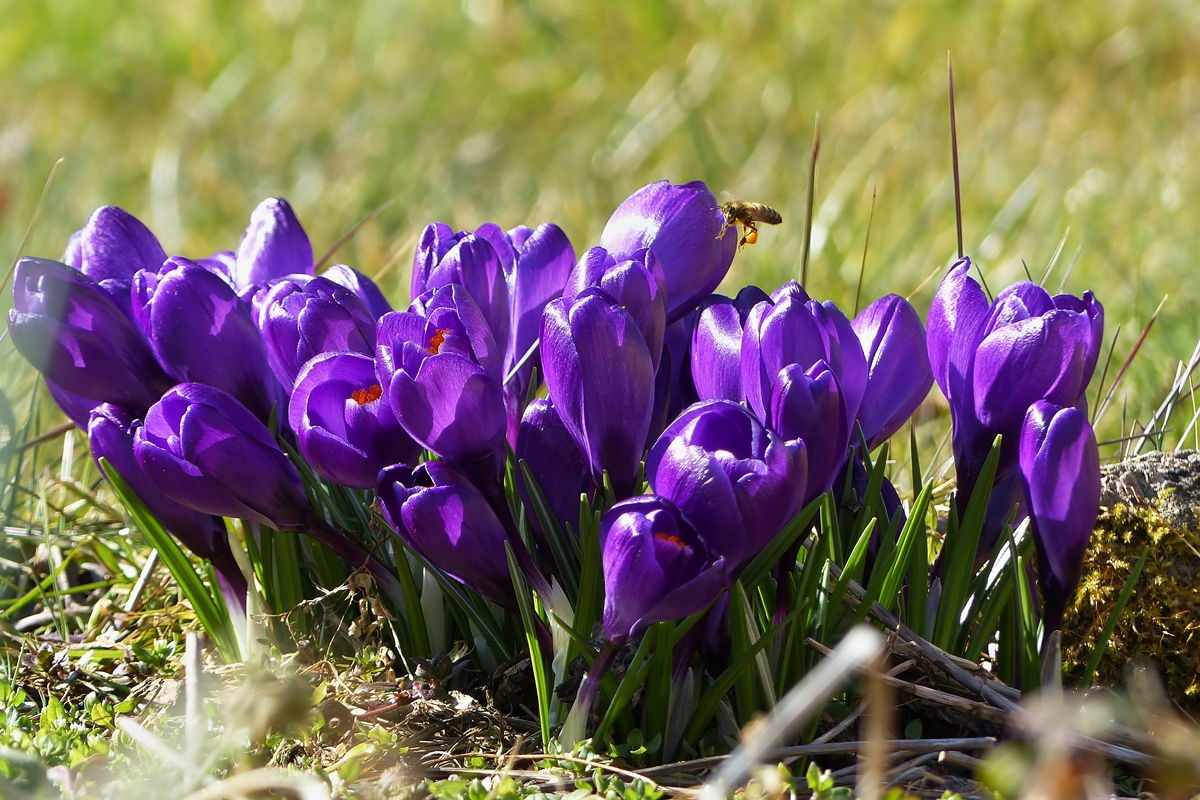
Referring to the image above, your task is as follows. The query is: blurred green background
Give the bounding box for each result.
[2,0,1198,447]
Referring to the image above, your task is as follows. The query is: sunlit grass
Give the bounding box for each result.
[1,0,1198,443]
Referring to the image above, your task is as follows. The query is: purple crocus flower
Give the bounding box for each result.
[1018,401,1100,633]
[321,264,393,319]
[498,223,575,446]
[257,276,377,391]
[600,495,727,642]
[289,351,419,489]
[541,287,656,498]
[89,404,247,604]
[132,258,278,422]
[133,383,309,530]
[768,360,848,503]
[691,286,771,403]
[741,282,867,432]
[565,246,667,371]
[515,398,591,542]
[646,400,807,572]
[927,258,1102,510]
[70,206,167,302]
[8,258,174,411]
[599,180,737,323]
[410,223,510,357]
[377,285,507,483]
[378,461,517,609]
[653,313,700,444]
[234,198,313,291]
[852,294,934,451]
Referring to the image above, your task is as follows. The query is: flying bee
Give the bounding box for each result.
[716,201,783,248]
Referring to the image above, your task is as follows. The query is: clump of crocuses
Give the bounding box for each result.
[8,180,1109,742]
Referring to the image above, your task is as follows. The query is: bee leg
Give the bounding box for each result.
[737,221,759,249]
[715,220,732,241]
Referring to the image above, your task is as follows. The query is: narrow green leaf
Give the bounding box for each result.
[880,481,933,615]
[593,632,654,744]
[99,458,240,662]
[739,495,823,590]
[506,541,552,747]
[519,460,580,598]
[1083,545,1149,686]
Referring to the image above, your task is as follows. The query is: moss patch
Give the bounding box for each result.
[1061,501,1200,710]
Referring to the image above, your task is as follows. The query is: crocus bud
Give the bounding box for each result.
[8,258,174,411]
[234,198,313,291]
[499,223,575,446]
[516,398,591,542]
[378,462,516,609]
[541,288,656,498]
[289,351,419,489]
[320,264,393,319]
[565,247,667,371]
[599,180,737,323]
[411,223,510,357]
[741,284,867,430]
[769,360,849,503]
[89,404,246,600]
[927,258,1102,510]
[133,383,309,529]
[852,294,934,451]
[1018,401,1100,633]
[377,285,507,482]
[257,276,377,391]
[646,400,807,572]
[691,286,770,402]
[132,258,278,422]
[196,251,237,285]
[600,495,726,642]
[76,206,168,295]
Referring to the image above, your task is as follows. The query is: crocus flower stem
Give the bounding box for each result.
[302,517,405,609]
[571,637,624,738]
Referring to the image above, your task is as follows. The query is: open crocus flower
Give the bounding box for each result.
[600,495,727,642]
[377,284,507,483]
[257,276,378,391]
[289,351,419,489]
[691,286,771,403]
[646,400,806,572]
[927,258,1103,511]
[852,294,934,451]
[378,461,518,609]
[741,282,867,433]
[1018,401,1101,633]
[8,258,174,412]
[565,246,667,372]
[599,180,737,323]
[233,197,313,291]
[411,223,510,358]
[132,258,279,422]
[541,287,656,498]
[133,383,310,530]
[89,404,247,605]
[66,206,167,303]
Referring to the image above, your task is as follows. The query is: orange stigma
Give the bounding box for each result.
[654,532,687,548]
[351,384,383,405]
[426,327,449,354]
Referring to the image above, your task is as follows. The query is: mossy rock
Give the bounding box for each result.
[1061,450,1200,711]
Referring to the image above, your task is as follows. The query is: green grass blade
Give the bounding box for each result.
[506,541,551,747]
[1082,545,1150,687]
[99,458,240,662]
[739,495,823,589]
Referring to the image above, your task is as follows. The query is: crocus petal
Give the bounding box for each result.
[769,361,848,502]
[234,198,313,290]
[852,294,934,450]
[79,206,167,288]
[600,180,737,323]
[8,258,173,411]
[927,257,990,407]
[692,287,769,402]
[132,258,278,421]
[321,264,393,319]
[1019,402,1100,633]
